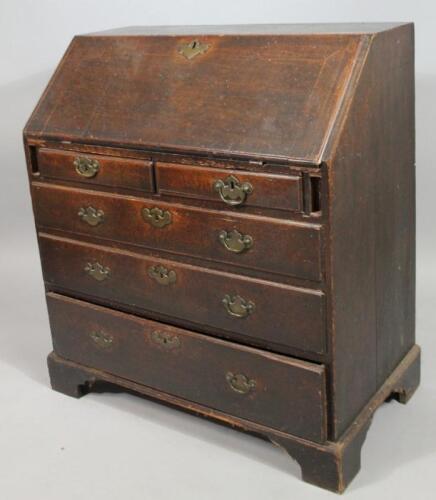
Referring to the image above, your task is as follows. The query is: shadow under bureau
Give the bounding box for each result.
[24,23,420,493]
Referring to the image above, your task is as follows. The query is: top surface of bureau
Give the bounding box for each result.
[23,25,376,165]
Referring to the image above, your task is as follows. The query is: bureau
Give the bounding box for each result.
[24,23,420,492]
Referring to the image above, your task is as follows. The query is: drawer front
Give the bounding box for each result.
[156,162,303,212]
[33,183,322,281]
[47,293,328,442]
[40,234,326,354]
[37,148,154,192]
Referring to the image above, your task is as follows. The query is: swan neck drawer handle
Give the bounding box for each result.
[226,372,256,394]
[74,156,100,178]
[90,331,113,348]
[223,294,255,318]
[84,262,111,282]
[142,207,172,228]
[213,175,253,206]
[78,206,105,226]
[219,229,253,253]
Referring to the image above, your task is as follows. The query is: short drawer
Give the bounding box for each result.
[39,234,326,354]
[37,148,154,192]
[47,292,328,442]
[32,183,322,282]
[156,162,303,212]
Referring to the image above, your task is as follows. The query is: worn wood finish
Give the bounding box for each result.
[47,339,420,493]
[47,293,328,442]
[39,233,326,354]
[24,23,419,493]
[37,148,154,193]
[155,162,303,212]
[324,23,416,438]
[24,33,363,164]
[32,182,322,281]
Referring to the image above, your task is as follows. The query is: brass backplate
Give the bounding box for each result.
[179,39,210,60]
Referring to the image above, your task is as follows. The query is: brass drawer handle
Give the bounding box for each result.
[142,207,172,228]
[78,206,105,226]
[90,330,113,348]
[226,372,256,394]
[148,264,176,285]
[219,229,253,253]
[74,156,99,178]
[223,294,255,318]
[213,175,253,206]
[151,330,180,349]
[84,262,111,282]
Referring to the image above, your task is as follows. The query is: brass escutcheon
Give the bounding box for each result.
[179,39,210,60]
[223,294,255,318]
[74,156,99,178]
[226,372,256,394]
[89,330,113,349]
[84,262,111,282]
[151,330,180,349]
[148,265,177,286]
[78,206,105,226]
[213,175,253,206]
[142,207,172,228]
[219,229,253,253]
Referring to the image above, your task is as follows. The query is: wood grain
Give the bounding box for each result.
[47,292,328,442]
[40,233,326,355]
[32,182,323,281]
[37,148,154,193]
[156,161,303,212]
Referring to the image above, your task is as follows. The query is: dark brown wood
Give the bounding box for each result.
[40,233,326,355]
[47,293,328,442]
[24,32,363,164]
[47,340,420,493]
[24,23,419,493]
[155,162,303,212]
[32,182,322,281]
[324,23,416,438]
[37,148,154,193]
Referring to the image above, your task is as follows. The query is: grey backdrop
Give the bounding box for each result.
[1,1,435,499]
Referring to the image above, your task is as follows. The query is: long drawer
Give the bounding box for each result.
[47,292,328,442]
[39,233,326,355]
[32,182,322,282]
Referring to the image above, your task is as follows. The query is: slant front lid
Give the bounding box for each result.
[25,26,368,164]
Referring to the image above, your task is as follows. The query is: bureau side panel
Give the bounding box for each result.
[372,26,415,385]
[326,24,415,438]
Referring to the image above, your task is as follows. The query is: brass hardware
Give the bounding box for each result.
[179,39,210,60]
[84,262,111,282]
[142,207,172,228]
[151,331,180,349]
[148,265,176,286]
[226,372,256,394]
[213,175,253,206]
[78,206,105,226]
[223,294,255,318]
[74,156,99,178]
[219,229,253,253]
[90,330,113,348]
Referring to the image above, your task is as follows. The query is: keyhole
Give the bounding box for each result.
[230,179,235,189]
[191,41,197,49]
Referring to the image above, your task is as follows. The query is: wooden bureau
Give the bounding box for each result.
[24,23,420,492]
